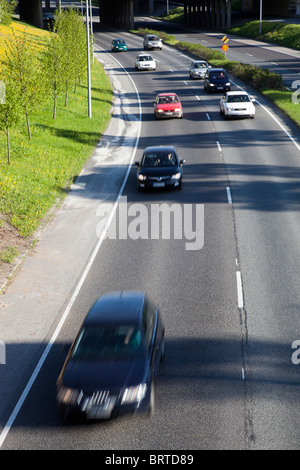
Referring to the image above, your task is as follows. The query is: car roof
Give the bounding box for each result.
[226,90,248,95]
[192,60,207,63]
[209,68,226,72]
[144,145,177,153]
[157,92,179,97]
[84,291,146,326]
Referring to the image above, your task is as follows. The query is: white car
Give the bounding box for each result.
[220,91,255,119]
[135,53,156,71]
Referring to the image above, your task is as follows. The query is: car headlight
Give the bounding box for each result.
[138,174,147,181]
[226,82,230,86]
[174,108,181,112]
[57,386,80,405]
[121,384,147,404]
[171,172,181,180]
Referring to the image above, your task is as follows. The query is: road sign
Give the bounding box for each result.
[222,36,229,44]
[222,44,229,51]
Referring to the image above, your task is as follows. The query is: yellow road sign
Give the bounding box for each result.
[222,36,229,44]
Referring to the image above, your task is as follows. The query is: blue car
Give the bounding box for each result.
[57,291,165,421]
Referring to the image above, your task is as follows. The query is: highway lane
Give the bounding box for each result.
[1,29,299,449]
[136,15,300,89]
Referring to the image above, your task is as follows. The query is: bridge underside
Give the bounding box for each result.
[183,0,232,29]
[99,0,135,29]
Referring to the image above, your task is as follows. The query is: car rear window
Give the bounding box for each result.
[71,325,144,361]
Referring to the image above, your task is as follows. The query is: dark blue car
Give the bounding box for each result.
[57,291,165,421]
[204,68,231,93]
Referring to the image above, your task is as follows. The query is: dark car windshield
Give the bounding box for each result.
[227,95,250,103]
[148,36,159,41]
[141,152,177,167]
[210,71,227,79]
[138,56,152,61]
[194,63,206,68]
[158,95,179,104]
[71,325,144,361]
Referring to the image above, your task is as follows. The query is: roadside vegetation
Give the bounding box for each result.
[0,7,113,274]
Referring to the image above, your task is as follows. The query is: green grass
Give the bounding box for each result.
[0,60,113,237]
[0,245,19,263]
[228,21,300,50]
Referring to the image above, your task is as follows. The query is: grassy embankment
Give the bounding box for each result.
[0,20,113,243]
[148,7,300,127]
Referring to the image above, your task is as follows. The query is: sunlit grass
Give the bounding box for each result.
[0,22,113,237]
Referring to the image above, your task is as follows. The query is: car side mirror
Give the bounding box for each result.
[180,159,186,164]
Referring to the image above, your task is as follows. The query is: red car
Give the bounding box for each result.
[154,93,183,119]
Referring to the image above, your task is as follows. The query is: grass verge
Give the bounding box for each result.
[0,23,113,239]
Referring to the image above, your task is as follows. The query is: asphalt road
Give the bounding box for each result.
[0,23,299,450]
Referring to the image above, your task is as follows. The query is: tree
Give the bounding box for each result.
[54,8,88,106]
[43,31,64,119]
[4,31,46,139]
[0,0,17,25]
[0,79,22,164]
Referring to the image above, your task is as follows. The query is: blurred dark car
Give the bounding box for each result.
[136,145,185,191]
[57,291,165,421]
[204,68,231,93]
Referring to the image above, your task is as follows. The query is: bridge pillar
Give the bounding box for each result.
[19,0,43,29]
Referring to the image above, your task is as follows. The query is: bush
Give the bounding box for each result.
[0,0,17,25]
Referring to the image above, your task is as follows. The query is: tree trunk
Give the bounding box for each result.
[6,127,10,164]
[53,93,57,120]
[25,109,31,139]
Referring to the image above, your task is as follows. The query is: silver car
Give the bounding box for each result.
[143,34,162,50]
[189,60,210,79]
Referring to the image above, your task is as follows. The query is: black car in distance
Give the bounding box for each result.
[136,146,185,191]
[57,291,165,421]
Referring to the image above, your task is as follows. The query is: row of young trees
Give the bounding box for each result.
[0,8,91,163]
[0,0,17,25]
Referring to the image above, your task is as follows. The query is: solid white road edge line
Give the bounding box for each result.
[236,271,244,309]
[0,46,142,449]
[231,79,300,152]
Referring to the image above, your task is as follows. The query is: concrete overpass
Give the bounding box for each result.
[18,0,297,31]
